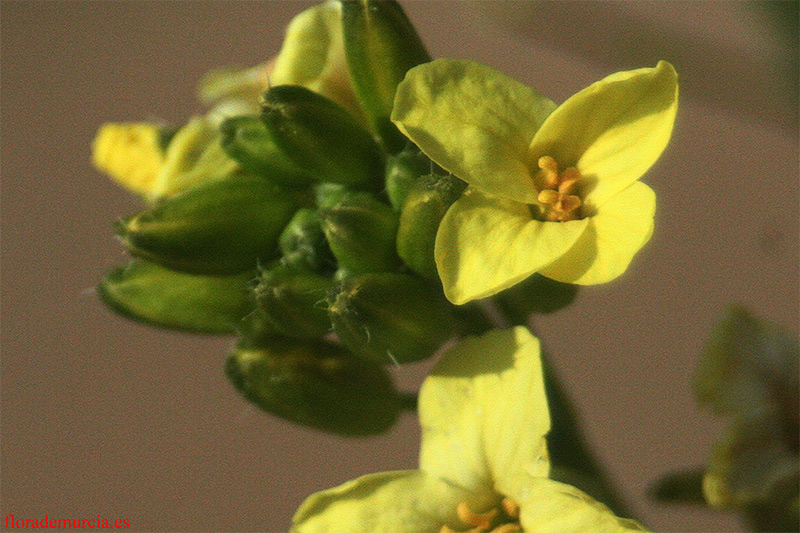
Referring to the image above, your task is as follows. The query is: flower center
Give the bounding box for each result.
[534,156,583,222]
[439,498,521,533]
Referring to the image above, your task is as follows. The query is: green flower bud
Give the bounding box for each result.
[396,173,467,278]
[253,264,333,339]
[235,308,282,349]
[151,116,240,199]
[340,0,431,153]
[327,273,456,364]
[384,144,436,210]
[314,182,351,210]
[219,115,314,188]
[495,273,579,321]
[318,192,400,274]
[98,259,254,335]
[260,85,384,189]
[117,174,298,275]
[226,338,401,435]
[279,208,336,273]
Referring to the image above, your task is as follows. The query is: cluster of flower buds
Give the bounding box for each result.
[95,0,578,436]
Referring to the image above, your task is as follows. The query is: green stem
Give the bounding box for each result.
[485,298,636,520]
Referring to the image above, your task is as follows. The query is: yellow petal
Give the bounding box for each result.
[434,189,589,304]
[538,182,656,285]
[392,58,556,202]
[419,327,551,500]
[92,122,164,196]
[291,470,483,533]
[518,478,648,532]
[529,61,677,209]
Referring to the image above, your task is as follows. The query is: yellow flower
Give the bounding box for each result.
[392,59,678,304]
[292,327,645,532]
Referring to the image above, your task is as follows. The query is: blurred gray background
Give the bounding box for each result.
[2,1,797,531]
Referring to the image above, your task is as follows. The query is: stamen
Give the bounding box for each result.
[501,498,520,519]
[457,501,498,529]
[534,156,584,222]
[537,190,559,205]
[537,156,560,189]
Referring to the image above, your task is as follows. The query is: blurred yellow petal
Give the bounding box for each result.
[92,122,164,196]
[393,58,556,203]
[435,189,588,304]
[292,470,478,533]
[150,116,239,199]
[529,61,677,208]
[271,2,362,119]
[419,327,551,499]
[518,479,647,532]
[538,181,655,284]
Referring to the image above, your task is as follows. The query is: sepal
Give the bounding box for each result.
[226,336,401,435]
[327,273,455,364]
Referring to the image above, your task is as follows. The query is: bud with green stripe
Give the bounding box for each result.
[318,190,400,275]
[253,264,333,339]
[117,174,298,275]
[226,336,402,435]
[327,273,456,364]
[219,115,314,188]
[397,173,467,279]
[279,208,336,274]
[98,260,255,334]
[260,85,384,189]
[340,0,431,153]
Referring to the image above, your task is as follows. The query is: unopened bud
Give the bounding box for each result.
[117,174,298,275]
[279,208,336,273]
[260,85,383,189]
[327,273,455,364]
[340,0,431,153]
[397,173,466,278]
[226,338,401,435]
[253,264,333,339]
[318,192,400,274]
[219,116,314,188]
[150,116,240,199]
[98,259,254,334]
[384,144,438,210]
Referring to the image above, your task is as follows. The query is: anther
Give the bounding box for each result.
[501,498,520,519]
[457,501,498,530]
[537,156,560,189]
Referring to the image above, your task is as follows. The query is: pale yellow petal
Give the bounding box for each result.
[538,182,655,285]
[529,61,677,208]
[435,189,589,304]
[292,470,483,533]
[518,478,648,532]
[393,58,556,202]
[419,327,551,499]
[271,2,362,119]
[92,122,164,196]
